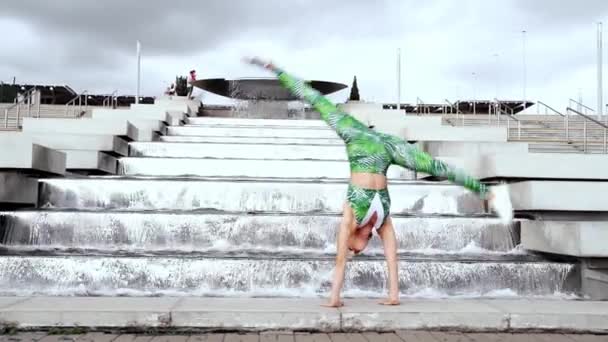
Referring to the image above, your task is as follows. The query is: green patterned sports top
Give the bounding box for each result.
[271,66,488,198]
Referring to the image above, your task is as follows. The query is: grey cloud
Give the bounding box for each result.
[512,0,608,30]
[1,0,407,56]
[2,0,608,106]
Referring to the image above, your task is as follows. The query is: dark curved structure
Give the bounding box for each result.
[192,78,347,101]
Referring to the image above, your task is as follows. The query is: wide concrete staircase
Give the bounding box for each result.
[0,116,579,299]
[443,113,608,154]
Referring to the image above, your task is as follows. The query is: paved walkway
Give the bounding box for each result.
[0,332,607,342]
[0,298,607,333]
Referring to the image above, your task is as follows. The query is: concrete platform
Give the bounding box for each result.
[131,102,189,114]
[113,137,129,156]
[186,117,328,128]
[127,120,164,142]
[468,154,608,180]
[1,331,605,341]
[0,298,606,332]
[21,118,130,136]
[338,103,443,136]
[166,111,186,126]
[129,142,348,159]
[402,126,508,142]
[117,158,411,179]
[422,141,529,157]
[93,108,170,122]
[63,151,117,174]
[0,132,117,152]
[38,178,486,215]
[159,135,343,145]
[0,136,65,175]
[510,181,608,211]
[167,126,339,139]
[521,221,608,257]
[0,172,38,206]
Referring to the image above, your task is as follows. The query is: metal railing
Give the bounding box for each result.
[536,100,566,117]
[566,107,608,153]
[444,99,461,115]
[494,99,521,139]
[569,98,595,116]
[3,88,40,129]
[415,97,430,115]
[65,90,88,117]
[103,90,118,108]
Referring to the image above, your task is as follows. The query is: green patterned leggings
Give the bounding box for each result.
[346,184,391,229]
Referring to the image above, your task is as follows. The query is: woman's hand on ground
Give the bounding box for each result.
[379,298,400,306]
[321,297,344,308]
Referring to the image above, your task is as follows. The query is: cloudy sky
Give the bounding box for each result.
[1,0,608,111]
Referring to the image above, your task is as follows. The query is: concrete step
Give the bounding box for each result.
[0,255,577,298]
[467,153,608,180]
[167,126,339,139]
[1,131,122,152]
[402,126,507,142]
[63,151,117,174]
[186,117,328,128]
[510,181,608,212]
[421,141,528,157]
[0,135,66,175]
[22,118,130,136]
[1,297,606,332]
[38,178,486,216]
[0,211,517,252]
[92,108,164,121]
[521,220,608,258]
[129,142,347,159]
[117,158,411,179]
[159,135,343,145]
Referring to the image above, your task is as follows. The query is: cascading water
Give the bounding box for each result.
[0,107,581,299]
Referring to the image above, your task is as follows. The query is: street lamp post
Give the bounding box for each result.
[522,30,527,114]
[472,72,477,115]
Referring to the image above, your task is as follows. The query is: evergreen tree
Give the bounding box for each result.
[348,76,360,101]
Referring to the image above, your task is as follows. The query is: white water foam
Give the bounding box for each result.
[0,286,580,300]
[490,184,513,225]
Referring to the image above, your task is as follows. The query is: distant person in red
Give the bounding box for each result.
[187,69,197,99]
[167,83,176,96]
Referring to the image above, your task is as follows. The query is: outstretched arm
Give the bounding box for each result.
[244,57,369,142]
[386,137,489,198]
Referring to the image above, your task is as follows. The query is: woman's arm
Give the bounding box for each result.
[244,57,369,142]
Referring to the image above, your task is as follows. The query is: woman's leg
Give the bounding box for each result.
[377,217,400,305]
[323,202,357,307]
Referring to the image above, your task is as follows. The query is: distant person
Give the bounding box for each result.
[168,83,176,96]
[187,69,197,99]
[245,56,513,307]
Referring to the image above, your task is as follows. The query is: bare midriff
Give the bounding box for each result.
[350,172,387,190]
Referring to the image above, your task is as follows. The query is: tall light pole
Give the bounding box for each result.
[472,72,477,115]
[493,53,499,100]
[136,40,141,104]
[397,48,401,114]
[522,30,527,113]
[597,22,603,117]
